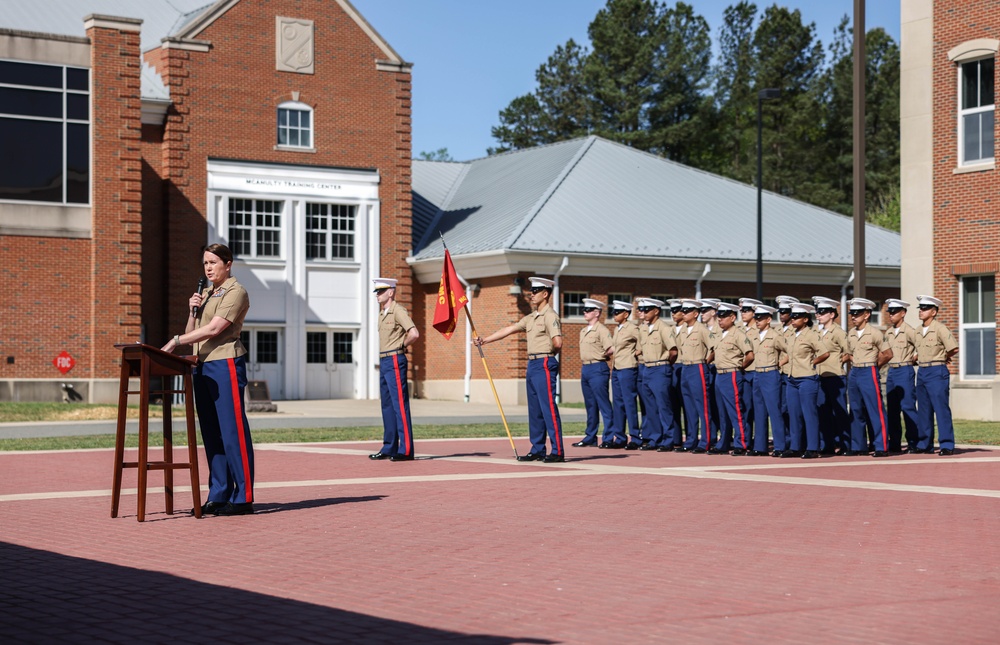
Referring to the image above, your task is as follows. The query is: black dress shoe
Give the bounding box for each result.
[779,450,802,458]
[607,442,626,449]
[543,454,566,463]
[516,453,545,462]
[771,450,783,458]
[390,454,414,461]
[872,451,890,458]
[748,450,769,456]
[730,449,747,456]
[625,442,641,450]
[369,452,390,460]
[656,444,674,452]
[217,502,254,516]
[938,448,954,456]
[691,447,707,454]
[801,450,819,459]
[572,440,597,447]
[708,448,725,455]
[639,443,658,451]
[200,501,227,515]
[673,446,688,452]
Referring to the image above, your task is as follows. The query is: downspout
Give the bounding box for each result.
[841,271,854,331]
[695,263,712,300]
[553,256,569,403]
[455,271,473,403]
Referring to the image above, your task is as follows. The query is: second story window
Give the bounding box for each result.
[562,292,587,318]
[277,101,312,149]
[229,198,282,259]
[960,57,995,165]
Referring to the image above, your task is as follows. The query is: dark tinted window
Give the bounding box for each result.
[66,123,89,204]
[0,87,62,118]
[66,67,89,91]
[0,117,62,202]
[0,60,62,88]
[67,93,88,120]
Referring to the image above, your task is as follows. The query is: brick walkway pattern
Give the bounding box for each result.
[2,439,1000,643]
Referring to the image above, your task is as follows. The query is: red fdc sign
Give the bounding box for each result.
[53,351,75,375]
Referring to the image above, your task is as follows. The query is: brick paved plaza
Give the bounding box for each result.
[2,439,1000,643]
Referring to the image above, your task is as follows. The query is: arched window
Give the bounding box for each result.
[277,100,313,149]
[949,39,998,167]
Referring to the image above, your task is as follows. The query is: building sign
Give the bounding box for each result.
[53,351,75,375]
[209,171,379,200]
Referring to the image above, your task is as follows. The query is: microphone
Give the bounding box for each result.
[192,277,208,318]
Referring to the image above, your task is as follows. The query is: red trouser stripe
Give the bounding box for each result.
[544,357,562,454]
[699,365,711,446]
[227,358,252,503]
[869,366,888,450]
[393,354,411,454]
[732,371,746,448]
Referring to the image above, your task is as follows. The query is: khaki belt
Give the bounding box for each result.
[716,368,741,374]
[380,349,404,357]
[643,360,669,367]
[888,363,913,368]
[756,366,779,372]
[852,362,877,368]
[527,353,553,360]
[919,361,946,367]
[681,360,705,365]
[582,359,609,365]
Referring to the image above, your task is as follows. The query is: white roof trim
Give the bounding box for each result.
[83,15,142,32]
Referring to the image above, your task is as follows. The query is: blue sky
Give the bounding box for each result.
[351,1,902,161]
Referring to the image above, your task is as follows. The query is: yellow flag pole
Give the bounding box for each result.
[462,303,519,458]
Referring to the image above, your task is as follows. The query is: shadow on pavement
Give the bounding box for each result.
[0,542,556,644]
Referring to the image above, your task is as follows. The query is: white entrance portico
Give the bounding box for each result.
[206,159,381,400]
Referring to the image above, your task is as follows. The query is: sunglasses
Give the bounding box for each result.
[582,307,600,313]
[637,306,655,313]
[753,313,770,320]
[918,304,936,311]
[718,311,736,317]
[816,307,836,315]
[670,307,682,313]
[373,287,389,294]
[529,286,546,294]
[740,306,755,313]
[778,308,791,313]
[887,307,905,314]
[681,307,697,313]
[848,310,867,316]
[699,307,715,313]
[789,312,809,319]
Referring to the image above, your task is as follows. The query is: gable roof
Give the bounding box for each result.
[411,136,900,269]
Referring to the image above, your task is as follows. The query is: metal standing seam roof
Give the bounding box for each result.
[412,136,901,268]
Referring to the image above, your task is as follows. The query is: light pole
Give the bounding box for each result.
[756,88,780,302]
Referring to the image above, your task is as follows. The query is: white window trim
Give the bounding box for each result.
[956,56,995,168]
[227,196,286,261]
[958,275,997,380]
[562,291,588,321]
[276,100,314,150]
[304,202,358,263]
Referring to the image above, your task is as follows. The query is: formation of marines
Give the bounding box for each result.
[568,290,959,459]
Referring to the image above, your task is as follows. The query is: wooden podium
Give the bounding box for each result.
[111,343,202,521]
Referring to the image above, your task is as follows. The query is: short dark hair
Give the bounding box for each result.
[205,243,233,265]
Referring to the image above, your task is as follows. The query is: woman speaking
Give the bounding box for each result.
[162,243,254,516]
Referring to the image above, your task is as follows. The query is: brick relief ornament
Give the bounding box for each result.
[276,17,315,74]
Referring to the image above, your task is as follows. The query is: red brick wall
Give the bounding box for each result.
[140,123,167,345]
[933,0,1000,375]
[153,0,412,337]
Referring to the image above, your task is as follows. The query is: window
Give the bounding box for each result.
[0,59,89,204]
[652,294,673,317]
[333,332,353,363]
[306,332,327,363]
[229,198,282,258]
[277,101,312,149]
[607,293,631,320]
[959,57,995,165]
[305,203,356,260]
[962,275,996,378]
[562,292,587,318]
[256,331,279,363]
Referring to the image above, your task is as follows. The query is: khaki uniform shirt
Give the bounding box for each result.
[638,319,677,363]
[517,304,562,355]
[751,328,787,368]
[846,325,890,365]
[739,321,757,372]
[887,322,920,366]
[711,326,753,370]
[378,302,415,353]
[580,323,613,362]
[612,320,640,370]
[787,327,826,377]
[915,320,958,363]
[816,323,849,377]
[678,321,712,364]
[195,277,249,362]
[779,325,795,375]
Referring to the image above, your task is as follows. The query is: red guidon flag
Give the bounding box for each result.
[432,249,468,339]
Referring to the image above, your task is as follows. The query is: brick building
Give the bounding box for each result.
[1,0,412,402]
[901,0,999,420]
[410,137,901,404]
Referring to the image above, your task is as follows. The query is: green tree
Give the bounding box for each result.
[417,147,454,162]
[711,1,759,181]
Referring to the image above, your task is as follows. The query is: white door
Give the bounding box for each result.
[240,328,285,400]
[304,330,357,399]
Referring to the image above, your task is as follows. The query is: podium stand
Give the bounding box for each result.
[111,343,202,522]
